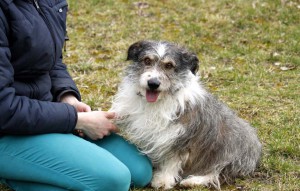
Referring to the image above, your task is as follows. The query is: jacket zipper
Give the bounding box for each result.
[32,0,57,68]
[32,0,40,10]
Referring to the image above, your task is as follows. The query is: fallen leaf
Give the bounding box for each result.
[280,65,296,71]
[274,62,281,66]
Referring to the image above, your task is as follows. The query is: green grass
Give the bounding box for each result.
[1,0,299,190]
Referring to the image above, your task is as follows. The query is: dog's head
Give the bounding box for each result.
[126,40,199,103]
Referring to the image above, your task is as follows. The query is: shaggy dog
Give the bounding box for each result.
[110,40,262,190]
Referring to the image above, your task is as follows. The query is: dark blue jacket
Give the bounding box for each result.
[0,0,80,135]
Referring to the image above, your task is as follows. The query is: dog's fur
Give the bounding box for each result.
[110,40,262,190]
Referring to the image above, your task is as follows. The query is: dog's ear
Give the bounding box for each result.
[127,41,147,61]
[182,52,199,75]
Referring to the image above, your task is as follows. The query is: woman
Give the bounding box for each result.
[0,0,152,190]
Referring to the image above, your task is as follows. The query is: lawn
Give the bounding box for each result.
[1,0,299,190]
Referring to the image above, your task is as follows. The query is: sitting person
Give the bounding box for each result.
[0,1,152,191]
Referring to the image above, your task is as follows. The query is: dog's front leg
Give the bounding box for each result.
[151,156,183,190]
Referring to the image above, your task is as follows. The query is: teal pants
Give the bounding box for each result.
[0,133,152,191]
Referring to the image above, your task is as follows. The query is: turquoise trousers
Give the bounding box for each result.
[0,133,152,191]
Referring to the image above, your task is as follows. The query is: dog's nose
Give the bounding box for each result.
[148,78,161,90]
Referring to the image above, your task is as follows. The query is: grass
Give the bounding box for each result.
[1,0,299,190]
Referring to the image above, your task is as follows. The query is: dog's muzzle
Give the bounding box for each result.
[146,78,160,102]
[147,78,160,90]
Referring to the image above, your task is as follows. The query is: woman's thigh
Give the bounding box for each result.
[0,134,131,191]
[91,134,153,188]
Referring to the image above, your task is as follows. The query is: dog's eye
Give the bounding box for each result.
[144,57,152,66]
[164,63,174,70]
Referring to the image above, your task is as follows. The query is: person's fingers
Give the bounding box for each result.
[76,102,91,112]
[109,124,119,133]
[104,111,116,119]
[102,130,111,137]
[83,104,91,112]
[78,131,85,137]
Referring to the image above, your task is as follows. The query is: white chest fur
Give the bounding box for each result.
[110,74,206,162]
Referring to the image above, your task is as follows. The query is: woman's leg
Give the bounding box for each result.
[0,134,131,191]
[2,180,69,191]
[90,134,153,188]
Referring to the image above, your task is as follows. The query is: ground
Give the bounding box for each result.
[1,0,299,190]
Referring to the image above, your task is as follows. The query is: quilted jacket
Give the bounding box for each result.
[0,0,81,135]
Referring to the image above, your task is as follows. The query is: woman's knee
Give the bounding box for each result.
[91,134,153,188]
[97,163,131,191]
[100,134,152,187]
[131,156,153,188]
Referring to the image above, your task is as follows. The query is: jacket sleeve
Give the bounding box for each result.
[50,55,82,102]
[0,10,77,135]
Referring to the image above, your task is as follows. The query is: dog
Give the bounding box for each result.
[110,40,262,190]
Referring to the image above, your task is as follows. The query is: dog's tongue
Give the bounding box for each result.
[146,90,160,102]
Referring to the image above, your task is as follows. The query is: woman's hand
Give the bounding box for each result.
[75,111,118,140]
[60,93,118,140]
[60,93,91,112]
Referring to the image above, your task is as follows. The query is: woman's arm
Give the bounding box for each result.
[0,9,77,135]
[50,55,82,102]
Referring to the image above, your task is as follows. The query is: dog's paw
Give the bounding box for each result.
[180,176,207,188]
[151,172,176,190]
[180,175,220,190]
